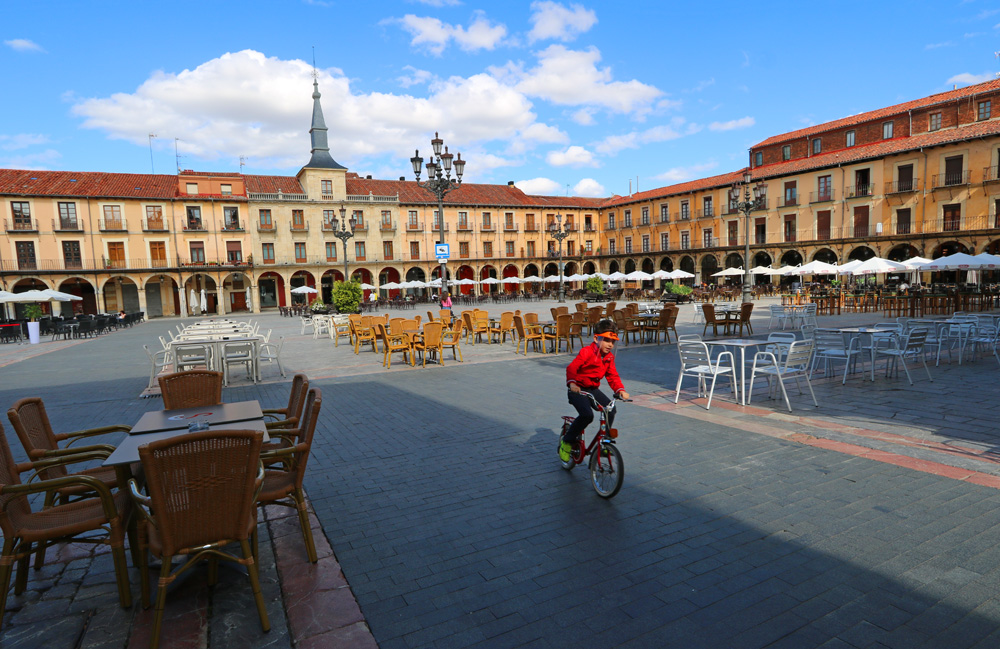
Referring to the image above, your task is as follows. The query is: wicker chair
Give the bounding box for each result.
[376,323,412,369]
[553,314,574,353]
[412,322,444,367]
[158,370,223,410]
[442,317,464,362]
[513,315,546,355]
[488,312,515,344]
[129,429,268,649]
[0,422,132,628]
[262,373,309,430]
[259,388,322,563]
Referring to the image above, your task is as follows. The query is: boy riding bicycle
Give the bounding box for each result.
[559,319,630,462]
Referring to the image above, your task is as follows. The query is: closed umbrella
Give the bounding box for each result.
[245,286,252,310]
[200,288,207,313]
[188,289,198,313]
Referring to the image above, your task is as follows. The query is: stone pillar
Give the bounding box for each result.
[136,285,148,316]
[251,284,261,314]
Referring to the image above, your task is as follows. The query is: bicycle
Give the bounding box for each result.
[559,392,631,498]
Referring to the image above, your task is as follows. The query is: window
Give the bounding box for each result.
[408,210,419,228]
[680,201,690,219]
[608,213,616,228]
[525,213,535,231]
[354,242,365,261]
[566,241,575,256]
[754,218,766,244]
[584,215,593,230]
[103,205,123,229]
[381,210,392,228]
[262,243,275,263]
[505,241,515,257]
[817,175,832,201]
[482,211,492,228]
[527,241,536,257]
[882,121,894,139]
[323,209,335,226]
[846,130,855,147]
[624,210,632,228]
[782,145,791,160]
[624,237,632,253]
[295,242,307,262]
[58,202,78,229]
[754,152,763,167]
[812,138,821,154]
[943,204,961,231]
[929,113,941,131]
[659,204,669,222]
[409,241,419,260]
[641,235,649,252]
[292,210,304,228]
[978,100,991,121]
[226,241,242,262]
[680,232,689,250]
[660,233,669,251]
[585,240,593,253]
[62,241,82,269]
[816,210,831,240]
[223,206,240,230]
[186,206,202,229]
[702,229,713,248]
[944,155,965,185]
[189,241,205,263]
[383,241,393,261]
[783,215,796,242]
[703,196,713,217]
[728,221,739,246]
[896,208,911,235]
[783,181,797,207]
[259,209,272,228]
[16,241,36,270]
[505,212,515,230]
[186,183,198,194]
[145,205,164,230]
[321,179,333,195]
[220,184,232,195]
[641,207,649,225]
[608,239,616,254]
[458,211,468,229]
[896,164,914,192]
[352,210,364,228]
[457,242,469,259]
[483,241,493,257]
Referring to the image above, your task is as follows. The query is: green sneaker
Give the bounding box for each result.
[558,440,573,462]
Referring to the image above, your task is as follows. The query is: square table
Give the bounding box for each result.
[130,401,263,434]
[103,419,268,467]
[704,338,767,405]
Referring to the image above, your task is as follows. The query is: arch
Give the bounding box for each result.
[847,246,875,262]
[724,253,743,269]
[320,269,344,304]
[700,255,719,284]
[219,271,253,314]
[405,267,427,296]
[138,275,179,318]
[608,260,620,274]
[523,263,540,277]
[502,264,520,293]
[257,271,285,309]
[984,239,1000,255]
[623,259,636,274]
[641,258,654,274]
[752,251,773,268]
[543,262,559,277]
[780,250,803,266]
[679,256,695,277]
[290,270,317,305]
[564,261,579,276]
[582,260,596,275]
[103,276,141,314]
[9,278,51,319]
[429,266,451,281]
[812,248,838,264]
[378,266,402,299]
[659,257,674,272]
[886,243,920,262]
[56,277,98,316]
[930,241,971,283]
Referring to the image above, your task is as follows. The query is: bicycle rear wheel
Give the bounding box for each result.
[589,443,623,498]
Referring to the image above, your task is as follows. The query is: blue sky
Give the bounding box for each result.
[2,0,999,198]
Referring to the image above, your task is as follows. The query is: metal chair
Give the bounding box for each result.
[749,339,818,412]
[875,328,933,385]
[674,340,737,409]
[144,344,170,390]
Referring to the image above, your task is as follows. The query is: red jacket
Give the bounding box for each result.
[566,343,624,393]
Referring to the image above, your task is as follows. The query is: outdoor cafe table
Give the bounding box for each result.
[102,401,267,466]
[704,338,767,406]
[837,327,889,381]
[168,335,263,382]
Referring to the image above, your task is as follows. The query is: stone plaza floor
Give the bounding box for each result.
[2,298,1000,648]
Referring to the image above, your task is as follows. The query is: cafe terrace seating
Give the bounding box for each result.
[674,340,737,410]
[377,323,412,369]
[129,429,269,649]
[748,339,818,412]
[0,422,132,628]
[158,370,223,410]
[263,373,309,430]
[441,317,464,362]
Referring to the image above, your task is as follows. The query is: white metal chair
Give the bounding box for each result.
[299,315,314,335]
[800,324,816,340]
[692,303,704,324]
[749,339,817,412]
[935,321,977,366]
[312,315,330,339]
[221,341,256,386]
[674,340,737,410]
[810,328,863,384]
[971,320,1000,366]
[172,343,212,373]
[767,305,789,329]
[258,336,286,377]
[143,344,169,390]
[874,328,932,385]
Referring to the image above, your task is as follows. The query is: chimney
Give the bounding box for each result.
[508,181,514,186]
[366,175,373,179]
[400,176,406,181]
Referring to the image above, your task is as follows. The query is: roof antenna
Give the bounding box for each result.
[174,138,183,173]
[148,133,157,174]
[312,46,318,81]
[239,155,247,174]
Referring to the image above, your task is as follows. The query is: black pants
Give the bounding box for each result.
[563,388,614,444]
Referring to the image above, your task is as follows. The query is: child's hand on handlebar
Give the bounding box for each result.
[616,390,630,400]
[569,383,581,394]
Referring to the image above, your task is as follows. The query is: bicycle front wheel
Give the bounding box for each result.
[589,443,624,498]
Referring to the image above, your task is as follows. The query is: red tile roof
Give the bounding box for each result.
[0,169,178,198]
[753,78,1000,148]
[243,175,305,194]
[179,170,243,177]
[344,176,605,208]
[751,118,1000,181]
[602,170,749,208]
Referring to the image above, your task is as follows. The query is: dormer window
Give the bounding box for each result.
[186,183,198,195]
[882,121,894,139]
[846,130,855,147]
[782,145,791,161]
[812,138,821,154]
[220,184,232,195]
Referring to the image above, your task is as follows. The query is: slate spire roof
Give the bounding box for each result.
[304,79,346,171]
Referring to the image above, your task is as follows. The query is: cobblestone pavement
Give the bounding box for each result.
[3,299,1000,648]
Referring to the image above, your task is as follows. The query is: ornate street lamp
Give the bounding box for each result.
[411,133,466,297]
[548,214,570,303]
[331,205,356,284]
[729,170,767,304]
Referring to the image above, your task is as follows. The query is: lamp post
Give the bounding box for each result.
[548,214,570,303]
[729,170,767,304]
[331,205,356,284]
[411,133,466,297]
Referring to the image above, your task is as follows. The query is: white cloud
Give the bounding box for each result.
[924,41,953,50]
[395,12,507,55]
[397,65,434,88]
[71,50,541,172]
[685,78,715,93]
[0,134,50,151]
[507,122,569,154]
[594,118,700,155]
[506,45,662,115]
[4,39,44,53]
[528,1,597,43]
[709,116,755,131]
[0,149,61,169]
[571,108,595,125]
[573,178,605,197]
[652,162,718,184]
[546,145,596,167]
[947,72,995,86]
[515,177,562,194]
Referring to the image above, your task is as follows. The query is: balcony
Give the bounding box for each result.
[456,222,473,231]
[142,218,168,232]
[722,205,739,216]
[604,222,617,230]
[809,190,835,204]
[696,208,715,219]
[479,222,495,232]
[885,179,919,194]
[584,225,596,232]
[933,171,971,188]
[984,166,1000,184]
[431,223,450,232]
[503,223,519,232]
[352,221,369,232]
[379,219,396,232]
[698,237,720,249]
[778,195,798,208]
[5,218,37,233]
[844,184,874,199]
[751,198,769,211]
[221,219,244,232]
[524,223,538,232]
[100,218,127,232]
[257,222,276,233]
[53,219,84,232]
[679,211,691,221]
[290,222,310,233]
[182,221,205,232]
[406,220,423,232]
[659,212,672,222]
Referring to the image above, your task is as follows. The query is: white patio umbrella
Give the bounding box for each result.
[711,267,745,277]
[290,286,317,294]
[592,272,611,280]
[543,275,564,283]
[453,278,478,285]
[749,266,775,275]
[768,266,796,276]
[668,269,695,279]
[40,289,83,301]
[624,270,655,281]
[836,259,864,275]
[501,276,521,283]
[521,275,543,283]
[606,272,627,281]
[789,260,839,276]
[188,289,199,312]
[479,277,501,285]
[971,252,1000,268]
[651,270,672,280]
[380,282,401,289]
[360,283,377,290]
[899,257,932,269]
[2,290,51,303]
[850,257,907,275]
[919,252,986,271]
[200,288,207,312]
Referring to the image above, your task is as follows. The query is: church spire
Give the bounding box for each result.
[305,75,346,170]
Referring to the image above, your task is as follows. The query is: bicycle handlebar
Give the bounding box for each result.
[581,391,632,412]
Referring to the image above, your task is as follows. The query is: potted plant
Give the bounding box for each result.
[23,303,44,344]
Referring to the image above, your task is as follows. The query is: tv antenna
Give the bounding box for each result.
[174,138,184,173]
[148,133,157,173]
